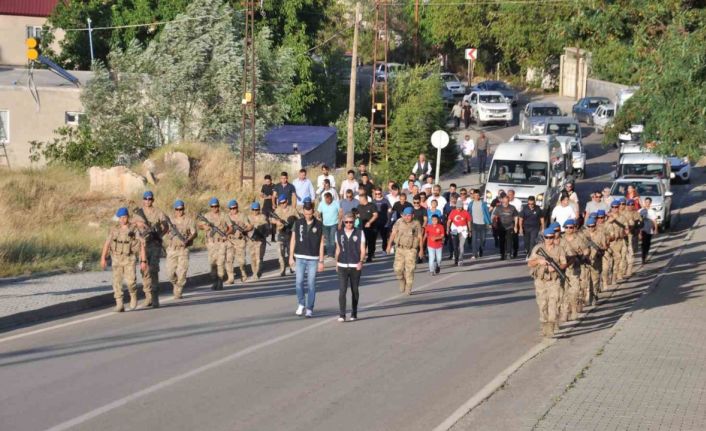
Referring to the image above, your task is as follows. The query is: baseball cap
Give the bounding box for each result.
[143,191,154,199]
[228,199,238,209]
[208,197,219,207]
[402,207,414,216]
[251,202,260,210]
[173,199,185,209]
[116,207,129,217]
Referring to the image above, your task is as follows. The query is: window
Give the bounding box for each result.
[26,26,42,39]
[0,111,8,143]
[479,94,505,103]
[547,122,580,137]
[65,111,84,126]
[489,160,548,185]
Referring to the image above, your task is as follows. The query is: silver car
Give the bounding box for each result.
[609,176,673,231]
[520,102,562,134]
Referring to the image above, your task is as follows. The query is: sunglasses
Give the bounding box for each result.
[344,220,354,224]
[144,198,154,201]
[566,226,576,229]
[620,203,626,206]
[175,208,184,211]
[210,205,219,208]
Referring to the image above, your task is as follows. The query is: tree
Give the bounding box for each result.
[387,63,457,182]
[331,111,381,165]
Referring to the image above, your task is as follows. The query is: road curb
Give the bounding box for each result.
[0,257,282,333]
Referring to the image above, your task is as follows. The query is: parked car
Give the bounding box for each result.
[462,91,513,127]
[618,124,644,147]
[441,86,455,108]
[609,176,673,231]
[615,152,674,192]
[592,103,615,133]
[668,156,691,183]
[472,80,518,106]
[375,62,404,82]
[572,97,610,124]
[519,101,562,134]
[440,73,466,96]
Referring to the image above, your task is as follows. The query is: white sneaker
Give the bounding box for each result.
[337,317,345,322]
[349,316,357,322]
[295,305,304,316]
[305,309,313,318]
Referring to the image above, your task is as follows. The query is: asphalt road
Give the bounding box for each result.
[0,119,645,431]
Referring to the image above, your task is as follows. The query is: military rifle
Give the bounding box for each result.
[536,247,568,283]
[197,213,228,239]
[133,207,163,244]
[227,218,251,243]
[165,216,191,246]
[270,212,294,232]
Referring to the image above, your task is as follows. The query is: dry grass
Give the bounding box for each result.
[0,142,330,277]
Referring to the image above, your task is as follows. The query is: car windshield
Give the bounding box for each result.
[442,74,460,82]
[547,122,579,137]
[489,160,548,185]
[531,106,561,117]
[606,109,615,117]
[621,163,667,177]
[587,99,608,109]
[479,94,505,103]
[611,182,661,197]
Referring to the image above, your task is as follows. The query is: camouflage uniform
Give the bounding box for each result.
[529,243,568,337]
[248,212,269,279]
[597,221,616,288]
[200,211,229,290]
[583,227,608,303]
[226,212,250,283]
[274,205,300,273]
[106,225,142,311]
[391,218,422,294]
[608,214,628,283]
[559,234,589,321]
[166,214,196,299]
[624,208,640,276]
[135,206,167,308]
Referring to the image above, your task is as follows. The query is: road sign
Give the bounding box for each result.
[464,48,477,61]
[431,130,450,185]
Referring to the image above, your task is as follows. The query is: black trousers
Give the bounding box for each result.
[375,223,389,251]
[364,227,377,260]
[523,228,539,256]
[338,267,361,317]
[498,226,515,258]
[451,232,465,263]
[512,231,519,257]
[641,233,652,262]
[477,150,488,174]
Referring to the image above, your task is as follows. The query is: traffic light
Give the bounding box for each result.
[26,37,39,61]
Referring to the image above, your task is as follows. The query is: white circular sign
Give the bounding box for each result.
[430,130,450,149]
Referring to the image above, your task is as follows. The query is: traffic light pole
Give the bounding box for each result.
[87,18,94,64]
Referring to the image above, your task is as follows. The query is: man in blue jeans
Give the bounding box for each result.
[316,192,341,258]
[467,188,492,259]
[289,197,325,318]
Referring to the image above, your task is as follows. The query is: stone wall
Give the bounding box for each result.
[585,78,629,103]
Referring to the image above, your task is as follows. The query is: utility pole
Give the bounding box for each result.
[86,18,94,64]
[240,0,257,189]
[369,0,389,167]
[346,2,361,170]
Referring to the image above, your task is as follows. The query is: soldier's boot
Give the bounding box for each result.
[218,278,224,290]
[129,294,138,310]
[142,292,153,308]
[174,287,182,300]
[241,268,248,283]
[211,280,218,290]
[114,299,124,313]
[398,280,406,293]
[225,267,235,285]
[541,322,553,337]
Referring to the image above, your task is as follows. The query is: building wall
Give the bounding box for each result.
[0,15,64,66]
[301,135,336,168]
[585,78,629,104]
[0,85,82,168]
[559,48,589,100]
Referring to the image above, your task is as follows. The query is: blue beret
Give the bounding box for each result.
[208,197,219,206]
[619,197,626,203]
[563,219,576,227]
[543,227,556,236]
[549,222,561,230]
[586,217,597,226]
[251,202,260,210]
[143,191,154,199]
[589,212,597,218]
[278,194,288,203]
[596,210,606,216]
[402,207,414,216]
[173,199,185,209]
[626,199,634,205]
[116,207,129,217]
[228,199,238,208]
[303,196,312,203]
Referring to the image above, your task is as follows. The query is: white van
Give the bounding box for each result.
[485,137,565,213]
[509,134,573,179]
[615,152,674,191]
[593,103,615,133]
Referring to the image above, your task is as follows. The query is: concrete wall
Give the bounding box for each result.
[0,85,82,168]
[0,15,64,66]
[302,135,336,168]
[559,47,589,100]
[585,78,629,104]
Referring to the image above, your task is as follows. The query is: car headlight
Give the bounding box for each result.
[532,123,544,133]
[682,156,690,164]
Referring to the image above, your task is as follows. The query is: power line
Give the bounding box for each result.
[385,0,573,6]
[62,12,244,32]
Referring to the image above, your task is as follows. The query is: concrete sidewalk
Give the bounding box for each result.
[0,245,282,332]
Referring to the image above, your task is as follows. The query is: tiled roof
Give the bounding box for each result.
[0,0,60,17]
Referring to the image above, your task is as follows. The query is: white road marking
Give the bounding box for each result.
[43,271,457,431]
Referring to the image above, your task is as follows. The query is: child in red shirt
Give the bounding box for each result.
[425,214,445,275]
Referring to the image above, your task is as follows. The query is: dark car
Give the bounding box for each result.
[471,80,518,106]
[572,97,610,125]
